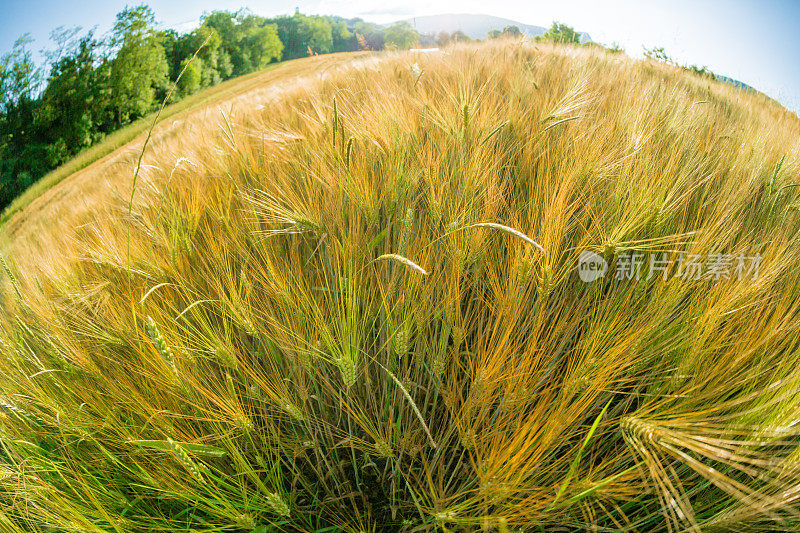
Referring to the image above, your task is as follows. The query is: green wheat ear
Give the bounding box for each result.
[145,316,177,376]
[265,490,291,517]
[462,101,470,142]
[282,401,305,422]
[431,347,450,377]
[166,438,205,483]
[0,253,21,299]
[234,514,256,530]
[345,136,353,167]
[392,322,410,357]
[337,350,359,389]
[332,96,338,149]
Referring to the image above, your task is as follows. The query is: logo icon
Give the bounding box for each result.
[578,251,608,282]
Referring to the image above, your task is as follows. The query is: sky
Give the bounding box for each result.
[1,0,798,113]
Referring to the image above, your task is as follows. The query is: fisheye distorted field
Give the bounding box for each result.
[1,40,800,531]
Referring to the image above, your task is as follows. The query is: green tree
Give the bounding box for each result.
[0,35,39,106]
[176,58,202,95]
[330,19,355,52]
[166,26,225,86]
[160,28,180,79]
[191,26,228,85]
[385,22,419,50]
[191,12,283,80]
[450,30,470,43]
[201,11,237,51]
[362,29,385,51]
[435,31,451,47]
[644,46,671,63]
[203,11,248,75]
[43,26,83,69]
[297,15,333,55]
[503,25,522,37]
[0,35,44,206]
[107,5,169,124]
[238,17,283,70]
[273,15,303,59]
[535,22,581,44]
[344,19,385,51]
[38,32,105,164]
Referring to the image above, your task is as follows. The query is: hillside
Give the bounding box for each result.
[0,51,371,256]
[716,73,758,92]
[1,40,800,531]
[399,13,592,42]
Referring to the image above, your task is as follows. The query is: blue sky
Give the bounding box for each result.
[1,0,799,113]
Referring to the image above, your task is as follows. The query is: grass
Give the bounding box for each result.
[0,39,799,531]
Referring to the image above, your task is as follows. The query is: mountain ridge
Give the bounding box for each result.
[389,14,766,103]
[393,13,592,43]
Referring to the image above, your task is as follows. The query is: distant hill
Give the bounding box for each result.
[715,74,756,92]
[395,16,765,102]
[395,13,592,43]
[713,74,776,103]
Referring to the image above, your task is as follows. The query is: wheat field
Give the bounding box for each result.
[0,39,800,531]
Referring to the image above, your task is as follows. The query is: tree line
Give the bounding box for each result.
[0,6,423,210]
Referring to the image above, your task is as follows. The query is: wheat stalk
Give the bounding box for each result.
[471,222,545,252]
[375,254,428,275]
[375,360,437,449]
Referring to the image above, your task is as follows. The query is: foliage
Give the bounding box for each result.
[0,35,39,105]
[1,40,800,531]
[450,30,470,43]
[330,19,355,52]
[645,46,717,80]
[644,45,671,62]
[38,33,106,163]
[296,14,333,55]
[107,5,169,124]
[176,57,202,95]
[686,64,716,79]
[201,11,283,76]
[384,22,419,50]
[535,21,582,44]
[435,30,471,47]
